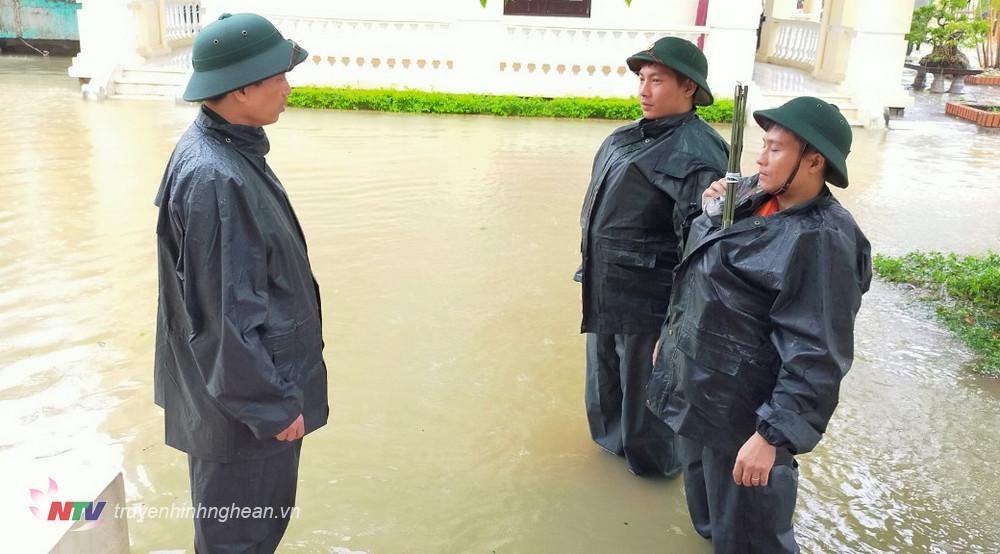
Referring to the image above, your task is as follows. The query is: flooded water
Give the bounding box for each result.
[1,56,999,553]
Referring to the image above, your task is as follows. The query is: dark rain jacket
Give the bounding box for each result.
[646,176,871,455]
[153,106,328,463]
[577,111,729,334]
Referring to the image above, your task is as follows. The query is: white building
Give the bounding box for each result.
[67,0,918,127]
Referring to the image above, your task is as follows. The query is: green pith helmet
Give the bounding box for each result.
[183,13,308,102]
[753,96,853,188]
[626,36,713,106]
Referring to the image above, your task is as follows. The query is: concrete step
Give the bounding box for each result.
[757,91,853,104]
[117,67,188,85]
[754,92,862,127]
[110,93,182,102]
[112,81,182,98]
[111,66,187,100]
[115,82,183,98]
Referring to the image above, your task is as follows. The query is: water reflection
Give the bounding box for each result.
[0,56,998,553]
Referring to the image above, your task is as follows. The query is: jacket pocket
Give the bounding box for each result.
[604,246,657,269]
[672,328,746,424]
[263,325,296,382]
[674,326,753,376]
[646,342,681,417]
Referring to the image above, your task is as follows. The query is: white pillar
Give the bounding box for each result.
[68,0,162,99]
[832,0,916,126]
[703,0,761,96]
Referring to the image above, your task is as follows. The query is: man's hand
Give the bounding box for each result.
[733,432,776,487]
[275,414,305,442]
[652,338,662,365]
[702,178,728,210]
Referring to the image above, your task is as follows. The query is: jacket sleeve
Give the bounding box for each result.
[671,168,723,256]
[651,164,723,258]
[179,168,303,440]
[755,227,868,454]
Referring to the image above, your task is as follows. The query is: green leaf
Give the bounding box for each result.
[874,250,1000,376]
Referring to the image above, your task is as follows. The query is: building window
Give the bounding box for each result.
[504,0,591,18]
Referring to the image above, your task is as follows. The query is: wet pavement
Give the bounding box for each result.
[1,55,999,553]
[900,67,1000,126]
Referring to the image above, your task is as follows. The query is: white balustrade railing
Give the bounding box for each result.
[500,24,704,81]
[164,0,202,46]
[768,18,820,71]
[263,14,709,98]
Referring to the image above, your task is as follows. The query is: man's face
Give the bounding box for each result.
[241,72,292,126]
[637,63,696,120]
[756,125,806,193]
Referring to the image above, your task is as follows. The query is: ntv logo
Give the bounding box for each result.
[30,478,107,531]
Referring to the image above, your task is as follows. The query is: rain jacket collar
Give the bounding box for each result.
[636,110,696,139]
[196,105,271,158]
[686,183,837,266]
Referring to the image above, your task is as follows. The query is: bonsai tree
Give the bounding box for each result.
[906,0,989,68]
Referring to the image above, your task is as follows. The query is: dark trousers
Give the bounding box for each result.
[679,436,800,554]
[188,441,302,554]
[585,332,679,476]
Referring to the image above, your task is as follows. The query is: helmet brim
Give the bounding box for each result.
[184,39,308,102]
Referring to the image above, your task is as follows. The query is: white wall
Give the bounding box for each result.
[197,0,757,100]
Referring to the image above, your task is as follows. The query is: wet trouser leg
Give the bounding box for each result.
[585,332,679,476]
[690,440,800,554]
[678,435,712,539]
[188,441,302,554]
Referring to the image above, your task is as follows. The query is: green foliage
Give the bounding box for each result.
[907,3,937,48]
[907,0,990,53]
[287,87,734,122]
[873,251,1000,376]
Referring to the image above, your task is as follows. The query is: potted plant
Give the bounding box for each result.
[907,0,989,69]
[906,0,990,91]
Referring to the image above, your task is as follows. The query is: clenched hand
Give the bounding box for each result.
[733,432,776,486]
[275,414,304,442]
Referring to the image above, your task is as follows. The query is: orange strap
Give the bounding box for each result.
[755,197,781,218]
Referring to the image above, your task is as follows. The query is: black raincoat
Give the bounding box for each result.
[577,111,729,334]
[154,106,328,463]
[646,176,872,456]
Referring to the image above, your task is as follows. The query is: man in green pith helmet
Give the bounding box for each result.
[645,96,872,552]
[153,13,327,551]
[575,36,729,477]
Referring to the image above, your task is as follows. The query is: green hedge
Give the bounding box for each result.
[874,251,1000,376]
[288,87,734,123]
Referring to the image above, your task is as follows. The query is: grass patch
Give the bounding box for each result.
[288,87,734,122]
[873,251,1000,376]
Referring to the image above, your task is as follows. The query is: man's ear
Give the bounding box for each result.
[231,87,250,104]
[684,79,697,99]
[809,152,827,173]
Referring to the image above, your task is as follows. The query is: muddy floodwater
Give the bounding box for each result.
[2,56,999,553]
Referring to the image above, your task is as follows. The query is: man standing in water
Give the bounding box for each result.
[153,13,328,551]
[576,37,728,476]
[646,97,871,552]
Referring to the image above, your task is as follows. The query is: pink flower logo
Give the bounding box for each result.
[28,478,58,520]
[29,478,107,531]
